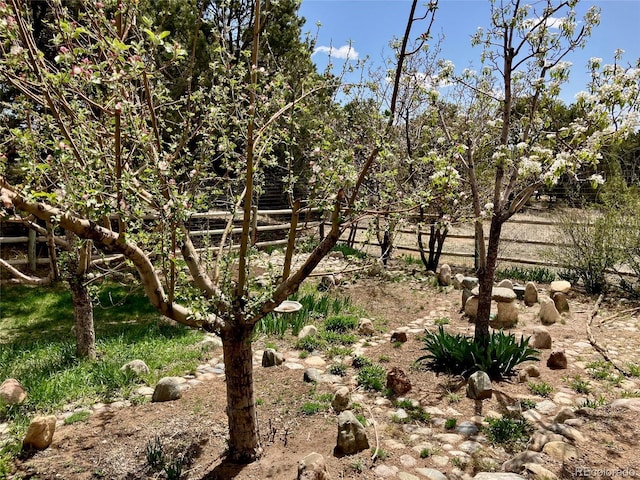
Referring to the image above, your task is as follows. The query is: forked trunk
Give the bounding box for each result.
[474,217,503,346]
[221,323,261,463]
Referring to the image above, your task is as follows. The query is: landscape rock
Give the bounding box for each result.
[552,292,570,314]
[528,431,566,451]
[0,378,27,405]
[611,398,640,412]
[466,371,492,400]
[524,282,538,306]
[303,368,321,383]
[554,407,576,423]
[357,318,375,336]
[523,463,558,480]
[297,452,331,480]
[539,297,561,325]
[387,367,412,395]
[452,273,465,290]
[494,301,519,327]
[22,415,56,450]
[525,365,541,377]
[532,326,552,349]
[438,264,452,286]
[497,279,514,290]
[503,450,542,473]
[152,377,187,402]
[471,286,517,302]
[335,410,369,455]
[474,473,527,479]
[550,422,585,442]
[390,331,408,343]
[547,350,568,370]
[331,387,350,413]
[415,467,447,480]
[120,359,150,376]
[542,441,578,461]
[298,325,318,339]
[550,280,571,294]
[262,348,284,367]
[518,370,528,383]
[461,277,479,290]
[464,296,479,318]
[199,336,223,351]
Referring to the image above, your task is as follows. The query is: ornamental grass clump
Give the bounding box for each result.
[417,326,539,379]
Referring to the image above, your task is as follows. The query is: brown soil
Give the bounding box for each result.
[9,264,640,480]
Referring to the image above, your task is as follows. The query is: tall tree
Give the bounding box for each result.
[0,0,439,463]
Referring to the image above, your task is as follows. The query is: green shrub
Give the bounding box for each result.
[445,418,457,430]
[356,364,386,392]
[568,374,592,394]
[295,335,326,352]
[328,363,347,377]
[483,416,533,453]
[324,314,358,333]
[528,381,554,397]
[321,331,357,346]
[352,355,373,369]
[417,327,539,379]
[551,209,619,294]
[518,398,537,411]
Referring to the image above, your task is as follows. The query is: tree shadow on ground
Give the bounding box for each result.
[198,459,247,480]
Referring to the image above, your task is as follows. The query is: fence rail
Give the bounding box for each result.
[0,208,586,274]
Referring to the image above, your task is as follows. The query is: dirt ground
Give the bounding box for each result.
[7,263,640,480]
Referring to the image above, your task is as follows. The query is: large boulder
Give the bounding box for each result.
[0,378,27,405]
[466,371,492,400]
[357,318,375,336]
[524,282,538,306]
[335,410,369,455]
[437,264,452,286]
[550,280,571,294]
[386,367,411,395]
[332,387,350,413]
[539,297,561,325]
[552,292,570,314]
[494,301,518,328]
[22,415,56,450]
[532,326,552,349]
[120,360,150,376]
[298,325,318,339]
[298,452,331,480]
[547,350,568,370]
[152,377,188,402]
[262,348,284,367]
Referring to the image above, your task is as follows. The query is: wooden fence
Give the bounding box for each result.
[0,209,581,275]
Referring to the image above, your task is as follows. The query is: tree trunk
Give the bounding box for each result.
[69,272,96,360]
[221,323,261,463]
[65,233,96,360]
[474,216,503,345]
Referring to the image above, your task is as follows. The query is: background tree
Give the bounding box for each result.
[430,0,639,343]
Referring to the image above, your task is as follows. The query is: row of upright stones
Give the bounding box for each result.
[437,264,572,369]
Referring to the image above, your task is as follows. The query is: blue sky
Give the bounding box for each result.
[299,0,640,103]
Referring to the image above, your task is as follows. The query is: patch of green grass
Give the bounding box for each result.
[582,395,606,408]
[495,266,556,284]
[567,374,592,394]
[295,335,326,352]
[352,355,373,369]
[392,341,403,349]
[332,242,368,259]
[628,363,640,377]
[621,390,640,398]
[325,346,353,358]
[328,363,347,377]
[324,314,358,333]
[356,364,387,392]
[378,355,391,363]
[528,381,554,397]
[401,253,423,266]
[445,418,457,430]
[420,447,435,458]
[483,416,533,453]
[63,410,91,425]
[518,398,537,411]
[433,317,450,326]
[393,399,431,424]
[300,401,329,415]
[372,448,388,460]
[0,282,206,452]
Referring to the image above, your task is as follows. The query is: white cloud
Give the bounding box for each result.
[524,16,564,30]
[313,44,359,61]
